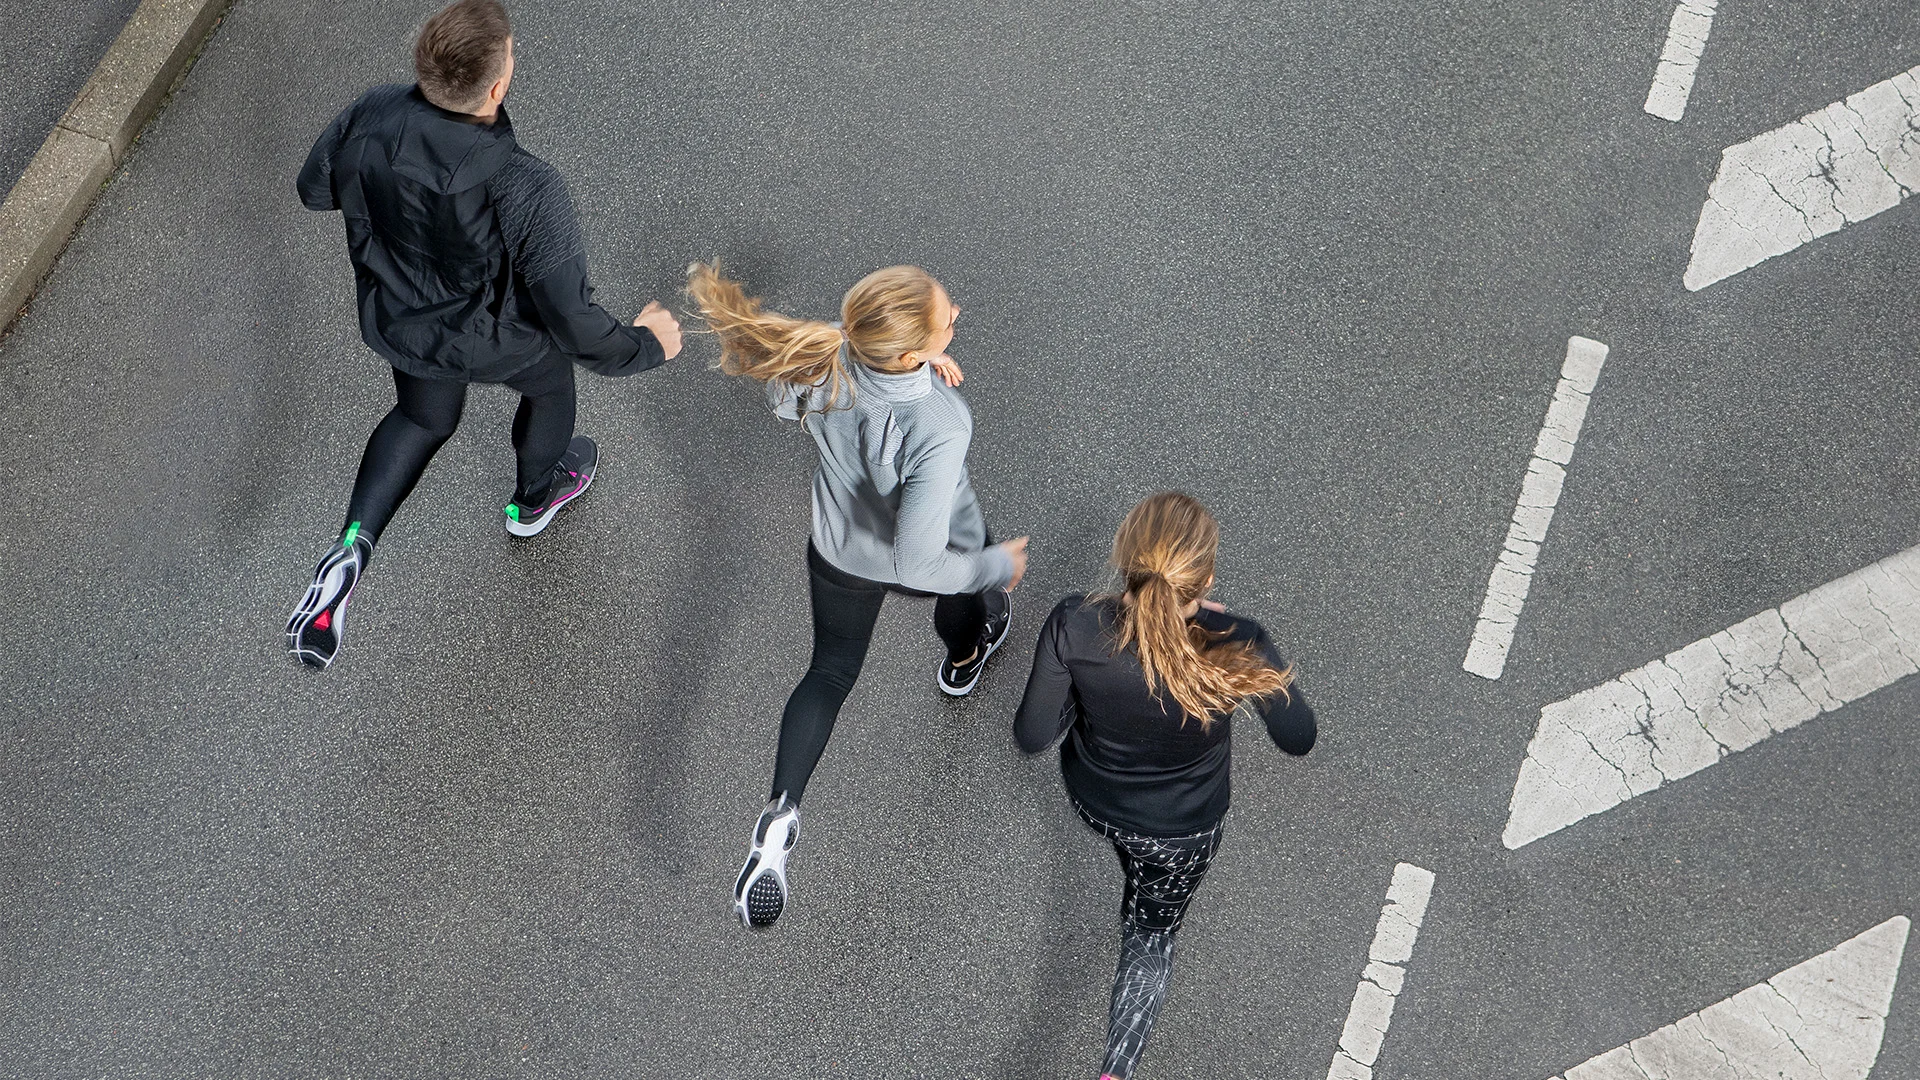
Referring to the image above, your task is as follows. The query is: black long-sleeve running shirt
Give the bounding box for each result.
[1014,595,1317,837]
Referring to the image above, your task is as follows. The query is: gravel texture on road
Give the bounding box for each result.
[1,1,1916,1077]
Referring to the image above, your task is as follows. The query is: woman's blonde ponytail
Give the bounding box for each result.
[1111,492,1293,727]
[686,261,852,409]
[685,261,949,417]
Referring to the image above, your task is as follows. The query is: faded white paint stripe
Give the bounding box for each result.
[1326,863,1435,1080]
[1686,63,1920,290]
[1463,337,1609,681]
[1644,0,1720,122]
[1543,916,1909,1080]
[1504,544,1920,849]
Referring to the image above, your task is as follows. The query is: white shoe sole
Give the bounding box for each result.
[285,545,364,669]
[938,595,1012,697]
[504,469,594,538]
[733,806,799,929]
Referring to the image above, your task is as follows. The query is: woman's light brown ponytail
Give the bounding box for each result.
[685,261,946,415]
[686,261,852,409]
[1111,492,1293,727]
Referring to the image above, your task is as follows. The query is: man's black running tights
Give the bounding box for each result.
[769,543,990,802]
[343,354,576,544]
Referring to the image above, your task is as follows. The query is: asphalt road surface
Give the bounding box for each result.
[0,0,143,197]
[2,1,1916,1078]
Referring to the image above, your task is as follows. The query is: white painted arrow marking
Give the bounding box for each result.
[1464,337,1609,681]
[1685,63,1920,290]
[1645,0,1720,122]
[1543,916,1910,1080]
[1504,544,1920,849]
[1327,863,1435,1080]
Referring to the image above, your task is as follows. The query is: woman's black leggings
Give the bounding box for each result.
[769,543,997,801]
[1076,802,1224,1080]
[342,355,576,544]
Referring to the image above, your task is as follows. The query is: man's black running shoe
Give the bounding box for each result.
[504,435,598,538]
[938,588,1012,697]
[733,794,800,930]
[286,529,374,669]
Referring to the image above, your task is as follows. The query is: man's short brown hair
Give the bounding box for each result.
[414,0,512,113]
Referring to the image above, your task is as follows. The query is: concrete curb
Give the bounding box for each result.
[0,0,236,338]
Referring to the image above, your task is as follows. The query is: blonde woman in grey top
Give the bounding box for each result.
[687,262,1030,930]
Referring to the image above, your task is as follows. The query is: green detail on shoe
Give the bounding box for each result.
[504,504,520,522]
[342,522,361,547]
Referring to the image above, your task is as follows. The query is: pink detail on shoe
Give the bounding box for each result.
[314,610,331,632]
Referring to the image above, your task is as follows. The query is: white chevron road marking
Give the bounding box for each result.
[1543,917,1909,1080]
[1685,63,1920,290]
[1503,543,1920,850]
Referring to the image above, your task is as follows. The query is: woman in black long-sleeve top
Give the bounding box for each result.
[1015,492,1316,1080]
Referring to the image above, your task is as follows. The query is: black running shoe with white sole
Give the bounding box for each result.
[504,435,598,538]
[938,588,1012,696]
[733,794,800,930]
[286,527,374,669]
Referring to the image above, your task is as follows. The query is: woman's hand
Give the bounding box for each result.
[1199,599,1227,613]
[928,352,964,387]
[997,536,1030,589]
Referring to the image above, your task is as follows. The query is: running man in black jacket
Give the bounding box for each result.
[286,0,682,668]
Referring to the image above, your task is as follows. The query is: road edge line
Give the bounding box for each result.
[1325,862,1437,1080]
[1643,0,1720,122]
[1462,336,1611,681]
[0,0,237,341]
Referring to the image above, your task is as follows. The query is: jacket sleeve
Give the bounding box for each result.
[1014,599,1079,753]
[295,101,356,211]
[892,427,1014,594]
[526,255,666,376]
[502,162,665,376]
[1250,627,1317,755]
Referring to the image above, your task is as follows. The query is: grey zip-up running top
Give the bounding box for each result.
[771,353,1014,595]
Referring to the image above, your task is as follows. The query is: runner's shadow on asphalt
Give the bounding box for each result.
[604,237,830,875]
[597,358,781,880]
[990,811,1109,1077]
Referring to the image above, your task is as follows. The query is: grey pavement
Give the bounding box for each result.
[0,0,142,197]
[2,1,1918,1078]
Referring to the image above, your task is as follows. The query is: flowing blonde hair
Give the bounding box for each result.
[1110,492,1293,727]
[685,261,944,414]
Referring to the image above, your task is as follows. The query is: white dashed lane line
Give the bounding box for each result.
[1686,63,1920,290]
[1463,337,1609,682]
[1326,863,1435,1080]
[1644,0,1720,122]
[1543,916,1910,1080]
[1504,543,1920,850]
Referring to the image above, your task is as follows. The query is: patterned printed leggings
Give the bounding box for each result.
[1076,803,1224,1080]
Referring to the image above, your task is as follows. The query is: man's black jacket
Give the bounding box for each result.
[297,84,662,382]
